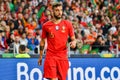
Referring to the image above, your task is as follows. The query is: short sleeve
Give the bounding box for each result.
[41,24,47,39]
[67,21,74,37]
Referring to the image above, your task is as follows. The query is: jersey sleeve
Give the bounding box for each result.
[41,24,47,39]
[67,21,75,37]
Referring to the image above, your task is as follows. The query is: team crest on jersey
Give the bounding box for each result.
[55,26,59,30]
[61,26,66,32]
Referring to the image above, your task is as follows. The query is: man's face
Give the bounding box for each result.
[53,6,63,20]
[98,37,102,42]
[15,36,20,42]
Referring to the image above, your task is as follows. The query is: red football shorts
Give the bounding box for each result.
[43,57,69,80]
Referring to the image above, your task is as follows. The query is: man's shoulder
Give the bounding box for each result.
[43,20,52,26]
[15,53,30,57]
[62,20,72,23]
[62,20,72,27]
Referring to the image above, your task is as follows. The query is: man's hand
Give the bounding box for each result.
[70,40,76,48]
[38,56,42,66]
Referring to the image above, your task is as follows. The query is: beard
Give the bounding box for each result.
[54,14,62,20]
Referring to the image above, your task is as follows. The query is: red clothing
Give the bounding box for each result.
[0,38,8,50]
[25,23,36,30]
[80,22,87,27]
[39,13,47,25]
[42,20,74,59]
[43,57,69,80]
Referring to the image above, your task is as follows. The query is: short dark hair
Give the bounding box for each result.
[52,2,62,9]
[19,45,26,51]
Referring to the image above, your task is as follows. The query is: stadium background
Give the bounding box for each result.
[0,0,120,80]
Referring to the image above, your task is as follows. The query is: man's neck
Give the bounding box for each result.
[52,18,62,24]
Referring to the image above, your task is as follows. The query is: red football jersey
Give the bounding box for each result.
[42,20,74,59]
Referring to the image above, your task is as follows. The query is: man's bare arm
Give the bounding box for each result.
[38,38,45,65]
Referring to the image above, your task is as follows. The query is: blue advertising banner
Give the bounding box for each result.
[0,58,120,80]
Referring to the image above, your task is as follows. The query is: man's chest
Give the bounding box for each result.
[46,25,68,38]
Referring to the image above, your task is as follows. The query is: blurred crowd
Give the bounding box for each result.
[0,0,120,55]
